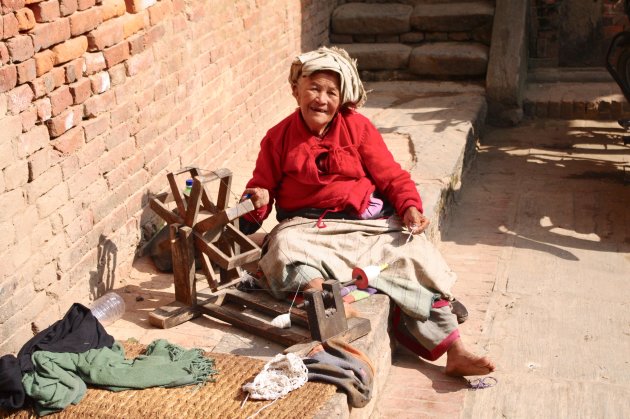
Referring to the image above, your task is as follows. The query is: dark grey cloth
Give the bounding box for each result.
[303,339,374,408]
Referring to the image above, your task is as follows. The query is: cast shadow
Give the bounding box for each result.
[443,120,630,260]
[89,234,118,298]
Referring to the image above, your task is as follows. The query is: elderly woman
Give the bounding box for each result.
[240,47,494,377]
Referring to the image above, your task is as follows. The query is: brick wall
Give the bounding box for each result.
[0,0,337,354]
[529,0,630,67]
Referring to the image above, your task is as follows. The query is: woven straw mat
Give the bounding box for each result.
[1,340,337,419]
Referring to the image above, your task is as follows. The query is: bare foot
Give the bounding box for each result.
[445,339,495,377]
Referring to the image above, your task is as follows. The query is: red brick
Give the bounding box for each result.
[145,23,164,44]
[148,0,170,26]
[101,0,124,21]
[103,40,128,67]
[83,51,105,74]
[29,18,71,52]
[29,0,60,23]
[33,49,54,76]
[124,48,152,76]
[63,57,83,82]
[51,125,84,154]
[51,35,87,64]
[3,160,29,190]
[76,0,93,10]
[46,106,80,137]
[17,124,49,157]
[69,77,91,104]
[2,13,19,39]
[82,89,114,117]
[69,6,102,36]
[14,7,35,30]
[7,83,34,114]
[50,66,65,87]
[58,0,77,15]
[126,32,146,55]
[124,0,154,13]
[108,62,125,85]
[82,113,108,140]
[34,97,52,121]
[28,148,53,180]
[16,58,36,83]
[29,72,55,97]
[0,66,17,93]
[1,0,25,13]
[6,34,34,62]
[86,16,123,50]
[49,85,72,116]
[20,105,37,131]
[89,71,110,93]
[122,11,143,37]
[0,43,9,64]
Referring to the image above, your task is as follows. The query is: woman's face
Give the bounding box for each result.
[292,71,341,137]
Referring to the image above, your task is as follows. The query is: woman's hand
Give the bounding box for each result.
[403,206,429,234]
[242,187,270,209]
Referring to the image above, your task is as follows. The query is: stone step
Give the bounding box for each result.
[332,3,413,36]
[332,1,494,39]
[336,42,488,79]
[523,80,630,120]
[410,1,494,32]
[410,41,488,76]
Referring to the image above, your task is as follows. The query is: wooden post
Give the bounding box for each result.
[170,224,196,305]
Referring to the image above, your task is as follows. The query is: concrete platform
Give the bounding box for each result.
[104,81,488,418]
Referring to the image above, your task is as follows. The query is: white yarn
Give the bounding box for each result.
[242,353,308,400]
[270,313,291,329]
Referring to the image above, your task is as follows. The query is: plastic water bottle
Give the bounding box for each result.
[90,292,126,325]
[183,179,193,197]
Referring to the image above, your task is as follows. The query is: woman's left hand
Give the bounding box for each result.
[403,206,429,234]
[242,187,270,209]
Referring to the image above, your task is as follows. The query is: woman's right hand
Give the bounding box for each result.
[242,187,270,209]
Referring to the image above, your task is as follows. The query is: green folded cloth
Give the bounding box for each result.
[22,339,218,416]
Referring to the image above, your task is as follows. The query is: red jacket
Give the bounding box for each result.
[245,108,422,223]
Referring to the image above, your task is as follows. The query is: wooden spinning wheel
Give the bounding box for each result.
[148,167,371,349]
[148,167,262,328]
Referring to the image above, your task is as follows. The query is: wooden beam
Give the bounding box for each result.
[148,300,202,329]
[150,197,183,225]
[170,225,196,305]
[194,200,255,233]
[199,301,310,347]
[167,172,187,218]
[224,291,309,328]
[184,178,203,227]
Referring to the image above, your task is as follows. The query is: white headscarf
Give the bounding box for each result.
[288,46,367,108]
